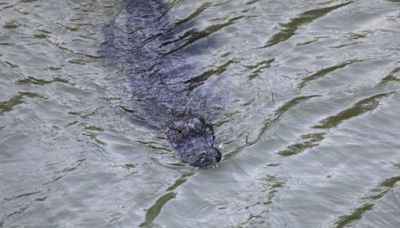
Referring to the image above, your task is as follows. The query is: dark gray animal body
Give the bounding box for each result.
[103,0,221,167]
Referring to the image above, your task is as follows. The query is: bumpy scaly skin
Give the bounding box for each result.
[103,0,222,167]
[166,114,221,167]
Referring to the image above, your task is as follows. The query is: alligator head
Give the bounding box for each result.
[166,115,221,167]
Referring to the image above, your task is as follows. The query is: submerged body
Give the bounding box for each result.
[103,0,221,167]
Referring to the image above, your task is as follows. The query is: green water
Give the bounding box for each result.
[1,0,400,227]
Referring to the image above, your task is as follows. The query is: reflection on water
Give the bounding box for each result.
[1,0,400,227]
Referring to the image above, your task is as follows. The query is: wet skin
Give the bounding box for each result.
[166,115,221,167]
[103,0,222,167]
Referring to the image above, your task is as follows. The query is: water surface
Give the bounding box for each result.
[1,0,400,227]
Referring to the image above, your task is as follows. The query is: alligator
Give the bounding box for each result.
[102,0,222,167]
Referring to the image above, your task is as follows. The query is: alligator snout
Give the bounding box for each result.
[167,115,222,167]
[190,148,221,168]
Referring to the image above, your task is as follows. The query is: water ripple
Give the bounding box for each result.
[278,91,396,157]
[377,67,400,86]
[162,15,245,56]
[315,92,395,129]
[247,95,319,145]
[139,172,193,227]
[334,175,400,227]
[0,92,40,116]
[299,59,361,89]
[260,1,353,48]
[175,2,213,26]
[16,76,69,85]
[186,59,237,89]
[1,0,399,227]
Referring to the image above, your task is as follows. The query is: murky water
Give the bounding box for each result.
[1,0,399,227]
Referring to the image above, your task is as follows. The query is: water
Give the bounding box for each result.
[0,0,399,227]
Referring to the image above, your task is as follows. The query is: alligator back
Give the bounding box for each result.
[103,0,222,167]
